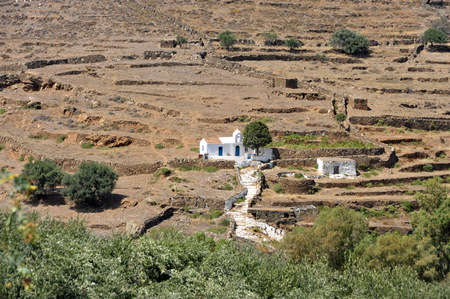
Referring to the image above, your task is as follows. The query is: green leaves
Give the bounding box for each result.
[21,159,64,196]
[243,121,272,155]
[423,28,449,44]
[61,162,118,205]
[218,31,237,48]
[330,28,369,55]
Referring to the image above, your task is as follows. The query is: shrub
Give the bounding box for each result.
[56,135,67,143]
[315,53,327,61]
[61,162,118,206]
[18,155,25,162]
[81,142,93,149]
[204,166,219,173]
[219,218,230,226]
[273,184,285,194]
[218,31,237,48]
[294,173,304,179]
[190,147,199,152]
[330,28,369,55]
[175,35,188,45]
[21,159,64,197]
[154,143,165,149]
[402,201,414,213]
[422,28,448,44]
[423,164,434,172]
[335,113,347,122]
[0,108,5,114]
[262,31,278,45]
[208,210,223,219]
[284,38,302,50]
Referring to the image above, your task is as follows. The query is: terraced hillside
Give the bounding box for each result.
[0,0,449,236]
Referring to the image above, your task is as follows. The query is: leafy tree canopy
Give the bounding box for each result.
[61,161,118,206]
[243,121,272,155]
[330,28,369,55]
[21,159,64,196]
[423,27,449,44]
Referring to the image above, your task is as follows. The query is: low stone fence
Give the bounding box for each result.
[169,196,223,210]
[349,116,450,131]
[273,147,385,159]
[25,54,106,69]
[224,189,247,211]
[266,176,315,194]
[167,158,235,169]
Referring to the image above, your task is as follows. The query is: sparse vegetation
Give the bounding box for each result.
[56,135,67,143]
[154,143,165,149]
[262,31,278,45]
[273,184,285,194]
[81,142,93,149]
[0,108,6,114]
[218,31,237,48]
[175,35,188,46]
[190,147,199,153]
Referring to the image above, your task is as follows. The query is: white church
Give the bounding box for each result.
[199,129,273,161]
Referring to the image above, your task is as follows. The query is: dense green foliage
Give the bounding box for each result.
[284,38,302,50]
[422,28,449,44]
[1,173,450,297]
[175,36,188,46]
[218,31,237,48]
[335,113,347,122]
[243,121,272,156]
[21,159,64,197]
[330,28,369,55]
[1,214,449,298]
[61,162,118,205]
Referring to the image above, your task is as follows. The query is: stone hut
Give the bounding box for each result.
[317,157,356,176]
[350,98,369,110]
[273,77,298,89]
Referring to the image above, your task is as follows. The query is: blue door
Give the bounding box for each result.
[218,146,223,156]
[235,146,240,156]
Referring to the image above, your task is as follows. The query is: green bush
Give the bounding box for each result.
[330,28,369,55]
[294,173,304,179]
[335,113,347,122]
[62,162,118,206]
[190,147,199,152]
[175,35,188,45]
[21,159,64,197]
[218,31,237,48]
[423,164,434,172]
[422,28,449,44]
[154,143,165,149]
[284,38,302,50]
[0,108,6,114]
[243,121,272,156]
[81,142,93,149]
[402,201,414,213]
[18,155,25,162]
[208,226,227,234]
[204,166,219,173]
[273,184,285,194]
[56,135,67,143]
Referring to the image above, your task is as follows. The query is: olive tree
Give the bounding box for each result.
[62,162,118,206]
[218,31,237,49]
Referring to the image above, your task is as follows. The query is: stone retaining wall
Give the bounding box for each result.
[273,147,385,159]
[169,196,224,210]
[349,116,450,131]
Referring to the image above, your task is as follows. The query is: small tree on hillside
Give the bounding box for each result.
[21,159,64,197]
[62,162,118,206]
[243,121,272,156]
[218,31,237,49]
[422,28,449,45]
[284,38,303,51]
[330,28,369,55]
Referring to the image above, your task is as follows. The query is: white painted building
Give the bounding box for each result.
[317,157,356,177]
[199,129,273,161]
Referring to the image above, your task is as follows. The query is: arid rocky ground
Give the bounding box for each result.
[0,0,449,237]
